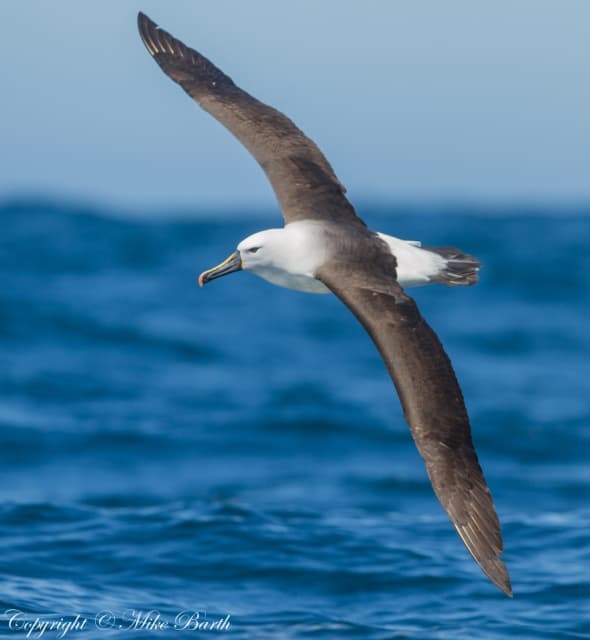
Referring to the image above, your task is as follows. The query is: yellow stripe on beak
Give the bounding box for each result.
[198,251,242,287]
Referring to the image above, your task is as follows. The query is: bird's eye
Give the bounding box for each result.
[248,247,261,254]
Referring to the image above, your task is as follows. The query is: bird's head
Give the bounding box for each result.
[198,229,284,286]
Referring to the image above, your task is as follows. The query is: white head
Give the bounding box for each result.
[198,228,286,286]
[198,221,329,290]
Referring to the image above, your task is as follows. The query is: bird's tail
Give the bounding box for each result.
[424,246,481,286]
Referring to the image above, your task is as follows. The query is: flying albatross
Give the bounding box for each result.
[138,12,511,596]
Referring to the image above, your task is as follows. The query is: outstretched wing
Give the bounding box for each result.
[316,249,512,596]
[137,12,363,227]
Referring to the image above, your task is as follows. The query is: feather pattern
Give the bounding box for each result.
[138,12,364,226]
[317,248,511,596]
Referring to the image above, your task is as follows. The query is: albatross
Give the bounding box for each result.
[137,12,511,596]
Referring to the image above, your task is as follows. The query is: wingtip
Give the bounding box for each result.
[137,11,189,62]
[495,564,513,598]
[495,574,513,598]
[453,515,512,597]
[137,11,155,24]
[481,554,513,597]
[137,11,156,56]
[137,11,153,31]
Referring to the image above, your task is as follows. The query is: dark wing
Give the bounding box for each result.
[316,244,512,596]
[137,12,363,227]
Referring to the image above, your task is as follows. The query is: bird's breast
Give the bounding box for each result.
[250,265,331,294]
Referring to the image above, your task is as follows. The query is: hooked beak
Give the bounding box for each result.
[198,251,242,287]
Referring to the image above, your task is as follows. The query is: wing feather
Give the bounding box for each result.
[137,12,363,226]
[317,250,512,596]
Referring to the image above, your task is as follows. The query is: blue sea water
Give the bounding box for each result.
[1,200,589,639]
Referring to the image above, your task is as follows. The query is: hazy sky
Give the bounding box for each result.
[2,1,590,210]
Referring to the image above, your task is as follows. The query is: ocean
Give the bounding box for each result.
[1,200,589,639]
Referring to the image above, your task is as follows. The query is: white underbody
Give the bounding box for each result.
[239,220,448,294]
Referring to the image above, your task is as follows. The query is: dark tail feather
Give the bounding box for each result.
[424,246,481,286]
